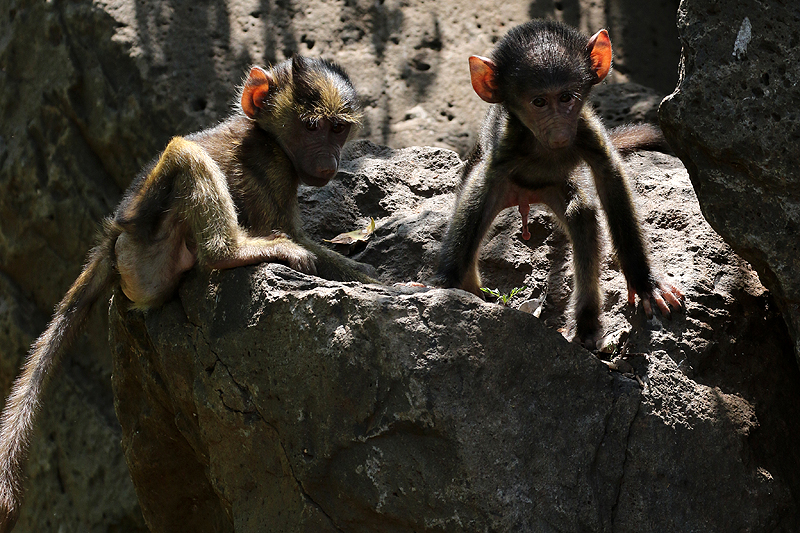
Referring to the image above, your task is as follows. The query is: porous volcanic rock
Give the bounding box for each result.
[659,0,800,367]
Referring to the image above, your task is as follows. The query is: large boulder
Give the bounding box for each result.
[659,0,800,367]
[110,142,800,531]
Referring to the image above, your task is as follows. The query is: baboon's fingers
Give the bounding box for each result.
[653,291,672,318]
[626,282,637,306]
[663,284,685,308]
[290,251,318,275]
[642,297,653,319]
[629,279,685,319]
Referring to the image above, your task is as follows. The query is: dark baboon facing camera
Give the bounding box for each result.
[0,56,374,531]
[434,20,683,346]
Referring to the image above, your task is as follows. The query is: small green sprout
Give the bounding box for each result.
[480,285,526,306]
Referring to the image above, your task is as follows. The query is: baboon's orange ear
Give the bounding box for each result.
[241,66,272,118]
[469,55,503,103]
[587,29,612,83]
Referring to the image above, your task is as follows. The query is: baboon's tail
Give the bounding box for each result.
[0,222,119,532]
[610,123,672,155]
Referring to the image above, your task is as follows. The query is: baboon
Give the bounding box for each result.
[434,20,683,346]
[0,56,374,531]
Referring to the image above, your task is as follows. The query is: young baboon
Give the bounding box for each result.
[0,56,374,531]
[434,20,683,346]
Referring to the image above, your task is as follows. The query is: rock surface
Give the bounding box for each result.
[110,141,800,531]
[659,1,800,366]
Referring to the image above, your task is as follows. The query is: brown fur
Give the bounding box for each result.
[0,231,116,529]
[609,123,671,155]
[0,56,373,532]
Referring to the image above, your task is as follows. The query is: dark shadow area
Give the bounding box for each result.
[358,93,395,148]
[525,0,681,94]
[259,0,299,61]
[607,0,682,94]
[688,287,800,524]
[367,1,403,62]
[133,0,238,131]
[528,0,581,28]
[401,15,441,100]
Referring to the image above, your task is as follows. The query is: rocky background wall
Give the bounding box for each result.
[660,1,800,368]
[1,0,799,531]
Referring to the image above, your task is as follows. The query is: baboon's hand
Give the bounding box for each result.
[352,259,378,279]
[627,277,684,319]
[287,247,318,276]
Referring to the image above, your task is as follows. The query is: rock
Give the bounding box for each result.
[111,142,800,531]
[659,2,800,367]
